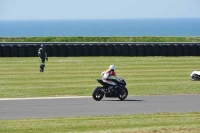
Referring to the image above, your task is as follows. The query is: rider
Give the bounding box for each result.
[38,44,48,72]
[101,65,121,91]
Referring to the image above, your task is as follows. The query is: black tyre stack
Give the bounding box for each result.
[197,44,200,56]
[151,44,160,56]
[190,44,198,56]
[121,44,129,56]
[58,44,67,57]
[159,44,168,56]
[97,44,106,56]
[182,44,191,56]
[1,45,10,57]
[113,44,121,56]
[168,44,175,56]
[0,45,2,57]
[50,44,59,57]
[27,44,35,57]
[136,44,145,56]
[144,44,152,56]
[18,45,27,57]
[128,44,136,56]
[174,44,182,56]
[74,44,82,56]
[105,44,114,56]
[82,44,90,56]
[90,44,98,56]
[66,44,75,56]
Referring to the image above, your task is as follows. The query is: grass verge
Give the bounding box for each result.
[1,36,200,42]
[0,112,199,133]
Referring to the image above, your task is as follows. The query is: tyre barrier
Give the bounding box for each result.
[121,44,129,56]
[82,44,90,56]
[97,44,106,56]
[128,44,137,56]
[0,45,2,57]
[0,43,199,57]
[50,44,59,56]
[159,44,168,56]
[152,44,160,56]
[74,44,82,56]
[90,44,98,56]
[66,44,74,56]
[168,44,175,56]
[18,45,27,57]
[198,44,200,56]
[144,44,152,56]
[136,44,145,56]
[27,44,35,57]
[190,44,198,56]
[105,44,114,56]
[182,44,191,56]
[58,44,67,57]
[113,44,121,56]
[2,45,10,57]
[10,45,18,57]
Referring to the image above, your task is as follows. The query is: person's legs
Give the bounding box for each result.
[39,58,45,72]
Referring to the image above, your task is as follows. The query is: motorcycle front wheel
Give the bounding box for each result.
[117,87,128,100]
[92,86,104,101]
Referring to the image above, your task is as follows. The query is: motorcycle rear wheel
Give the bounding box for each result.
[92,86,104,101]
[117,87,128,100]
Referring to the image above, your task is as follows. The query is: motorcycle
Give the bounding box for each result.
[92,78,128,101]
[190,70,200,81]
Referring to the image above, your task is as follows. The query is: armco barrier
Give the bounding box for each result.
[0,42,199,57]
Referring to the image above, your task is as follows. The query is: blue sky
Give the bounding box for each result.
[0,0,200,20]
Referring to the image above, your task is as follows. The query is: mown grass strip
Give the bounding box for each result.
[0,57,200,98]
[0,112,199,133]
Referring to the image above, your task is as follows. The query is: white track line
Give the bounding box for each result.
[0,96,92,101]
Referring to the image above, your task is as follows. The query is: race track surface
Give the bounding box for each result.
[0,95,200,120]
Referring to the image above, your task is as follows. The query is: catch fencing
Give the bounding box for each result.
[0,42,200,57]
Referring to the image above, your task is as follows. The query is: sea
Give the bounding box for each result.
[0,18,200,37]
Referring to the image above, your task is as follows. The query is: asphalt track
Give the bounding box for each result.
[0,95,200,120]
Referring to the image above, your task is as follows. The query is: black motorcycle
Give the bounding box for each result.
[92,78,128,101]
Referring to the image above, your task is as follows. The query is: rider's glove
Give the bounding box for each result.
[46,57,48,61]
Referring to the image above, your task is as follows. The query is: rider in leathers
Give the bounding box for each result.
[101,65,121,92]
[38,44,48,72]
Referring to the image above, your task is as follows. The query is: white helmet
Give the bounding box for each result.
[109,65,115,70]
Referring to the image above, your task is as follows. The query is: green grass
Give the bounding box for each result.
[1,36,200,42]
[0,57,200,98]
[0,57,200,133]
[0,112,199,133]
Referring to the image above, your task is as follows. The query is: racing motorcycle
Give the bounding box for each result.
[92,78,128,101]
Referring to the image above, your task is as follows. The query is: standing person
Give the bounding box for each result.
[101,65,121,91]
[38,44,48,72]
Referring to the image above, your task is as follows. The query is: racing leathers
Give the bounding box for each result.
[38,47,48,72]
[101,69,121,86]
